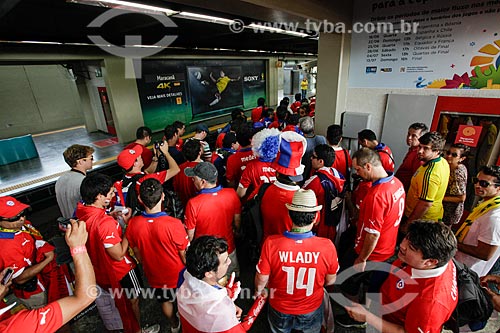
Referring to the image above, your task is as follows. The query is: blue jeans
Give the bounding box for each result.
[268,303,323,333]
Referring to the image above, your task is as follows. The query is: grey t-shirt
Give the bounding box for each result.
[55,170,85,218]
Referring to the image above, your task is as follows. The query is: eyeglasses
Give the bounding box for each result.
[472,177,500,188]
[311,155,319,159]
[1,210,26,222]
[81,156,94,161]
[445,151,459,158]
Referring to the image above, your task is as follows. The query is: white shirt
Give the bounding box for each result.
[455,207,500,276]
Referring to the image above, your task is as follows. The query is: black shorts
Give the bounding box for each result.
[119,267,143,299]
[154,288,176,303]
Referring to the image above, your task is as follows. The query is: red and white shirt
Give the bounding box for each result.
[0,222,54,299]
[238,159,276,200]
[76,203,136,286]
[376,143,395,173]
[381,259,457,333]
[185,186,241,254]
[332,147,352,180]
[173,161,199,208]
[257,232,338,315]
[354,174,405,261]
[126,212,188,288]
[0,302,62,333]
[261,181,300,241]
[226,148,257,186]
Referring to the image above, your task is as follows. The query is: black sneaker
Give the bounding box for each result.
[335,313,367,329]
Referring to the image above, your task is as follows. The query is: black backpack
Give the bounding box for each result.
[240,183,271,262]
[444,259,494,333]
[316,171,345,227]
[163,189,184,220]
[121,174,144,216]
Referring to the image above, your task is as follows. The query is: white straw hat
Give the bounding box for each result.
[286,189,323,212]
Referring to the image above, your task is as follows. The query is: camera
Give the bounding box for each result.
[154,141,164,149]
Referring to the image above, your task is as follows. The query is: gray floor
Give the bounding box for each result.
[0,126,127,195]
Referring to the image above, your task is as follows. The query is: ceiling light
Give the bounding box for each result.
[67,0,178,16]
[247,24,309,38]
[175,12,236,25]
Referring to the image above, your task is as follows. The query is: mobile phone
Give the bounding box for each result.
[2,268,14,285]
[57,217,72,230]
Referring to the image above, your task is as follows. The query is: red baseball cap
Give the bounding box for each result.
[0,196,29,218]
[117,145,143,170]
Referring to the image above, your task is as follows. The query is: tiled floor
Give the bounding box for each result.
[0,126,127,195]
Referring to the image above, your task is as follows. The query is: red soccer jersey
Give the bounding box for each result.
[0,302,63,333]
[173,161,199,208]
[126,212,188,288]
[0,223,53,299]
[175,137,184,151]
[185,186,241,253]
[381,259,457,333]
[376,143,395,172]
[75,203,136,285]
[226,148,257,187]
[251,106,265,123]
[238,159,276,199]
[257,232,339,315]
[354,174,405,261]
[303,167,345,241]
[291,101,301,113]
[124,142,153,170]
[395,146,422,192]
[216,132,226,149]
[332,147,352,180]
[261,181,300,240]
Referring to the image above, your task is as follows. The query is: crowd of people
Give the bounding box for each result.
[0,95,500,333]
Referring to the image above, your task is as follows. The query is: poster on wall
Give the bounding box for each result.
[454,124,482,147]
[136,60,266,132]
[187,66,243,117]
[349,0,500,89]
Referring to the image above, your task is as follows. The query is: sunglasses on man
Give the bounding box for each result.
[472,177,500,188]
[0,210,27,222]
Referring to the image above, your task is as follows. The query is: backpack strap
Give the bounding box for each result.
[255,182,272,243]
[376,148,395,165]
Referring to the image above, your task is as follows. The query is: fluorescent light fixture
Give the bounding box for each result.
[66,0,179,15]
[175,11,236,25]
[247,23,309,38]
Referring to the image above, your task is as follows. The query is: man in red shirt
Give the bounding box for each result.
[358,129,395,173]
[226,124,257,189]
[303,144,346,243]
[251,97,266,123]
[255,189,338,333]
[185,162,241,277]
[126,179,188,333]
[0,197,57,309]
[346,220,458,333]
[395,122,428,192]
[326,124,352,183]
[337,148,405,328]
[237,128,279,200]
[0,219,97,333]
[261,131,306,240]
[114,144,180,214]
[77,173,144,333]
[124,126,156,173]
[173,139,203,208]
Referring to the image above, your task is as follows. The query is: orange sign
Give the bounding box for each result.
[454,125,482,147]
